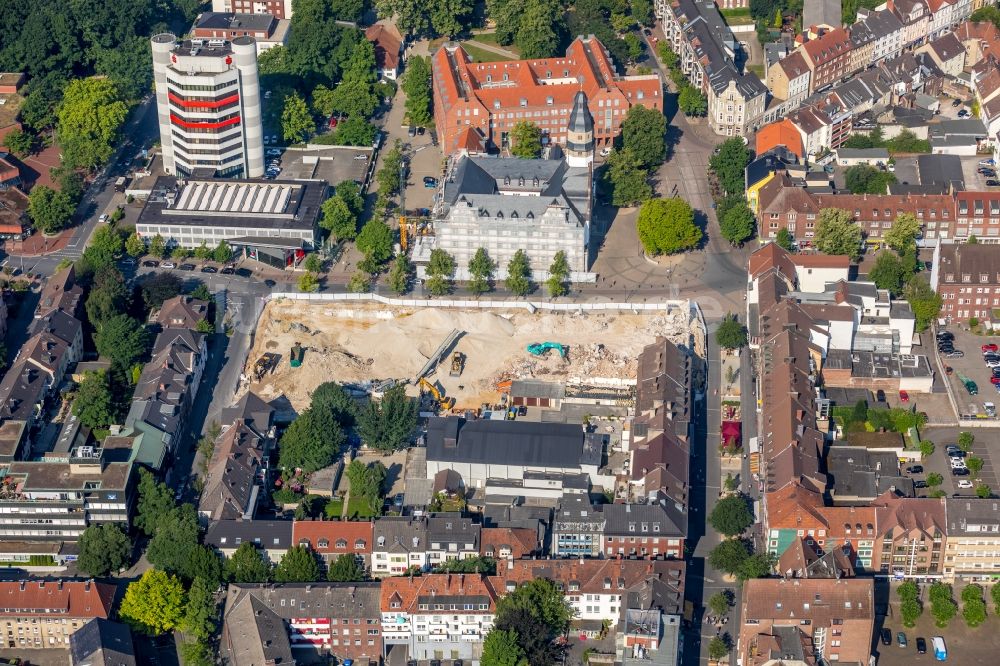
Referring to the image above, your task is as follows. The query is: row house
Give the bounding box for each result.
[800,27,853,93]
[874,493,946,579]
[889,0,931,50]
[0,580,115,651]
[602,503,685,559]
[480,526,541,560]
[814,192,955,245]
[926,0,973,40]
[380,574,498,663]
[371,515,480,576]
[943,497,1000,582]
[738,578,875,666]
[206,519,294,562]
[293,520,374,570]
[934,241,1000,323]
[954,190,1000,241]
[851,9,905,67]
[955,20,1000,70]
[765,51,811,116]
[426,513,481,567]
[551,493,605,557]
[917,31,966,77]
[973,56,1000,139]
[786,100,852,160]
[223,583,383,663]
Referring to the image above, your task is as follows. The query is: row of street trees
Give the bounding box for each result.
[898,581,996,629]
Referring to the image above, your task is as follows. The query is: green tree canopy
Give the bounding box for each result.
[72,370,115,430]
[402,56,433,126]
[388,254,414,294]
[720,202,755,246]
[904,275,942,332]
[869,251,907,294]
[28,185,75,234]
[510,122,542,159]
[335,180,364,217]
[884,212,921,253]
[709,138,750,196]
[85,264,129,328]
[135,469,175,536]
[56,77,128,169]
[622,105,667,169]
[515,0,562,57]
[95,314,148,372]
[140,271,183,309]
[375,0,474,37]
[603,148,652,207]
[275,545,322,582]
[328,553,366,582]
[146,505,201,578]
[281,93,314,144]
[468,247,496,295]
[356,219,394,264]
[678,85,707,116]
[310,382,357,430]
[225,542,273,584]
[845,164,896,194]
[505,249,533,296]
[77,523,130,577]
[125,232,145,257]
[775,228,794,251]
[637,197,702,256]
[546,250,570,297]
[708,494,754,536]
[356,384,417,452]
[494,577,571,666]
[119,569,186,636]
[181,577,217,640]
[814,208,863,261]
[481,628,527,666]
[279,407,346,473]
[708,538,751,575]
[3,129,37,157]
[426,248,457,295]
[961,583,987,627]
[317,41,379,120]
[320,195,357,241]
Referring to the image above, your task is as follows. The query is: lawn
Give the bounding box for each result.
[748,64,765,78]
[324,497,344,519]
[470,32,520,54]
[346,496,380,520]
[462,42,514,62]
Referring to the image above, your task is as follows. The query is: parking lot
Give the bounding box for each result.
[277,146,373,186]
[935,327,1000,418]
[920,426,999,495]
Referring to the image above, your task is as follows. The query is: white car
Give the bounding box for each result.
[951,457,968,468]
[266,148,282,157]
[957,479,975,489]
[987,359,1000,368]
[161,261,176,269]
[354,154,368,160]
[98,213,109,224]
[599,147,612,157]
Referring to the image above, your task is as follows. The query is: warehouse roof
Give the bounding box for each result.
[426,416,598,469]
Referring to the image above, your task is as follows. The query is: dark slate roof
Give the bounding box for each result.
[374,516,429,553]
[946,497,1000,536]
[205,519,294,550]
[28,309,81,347]
[427,512,481,548]
[195,11,275,32]
[827,447,914,502]
[223,595,294,666]
[222,391,275,433]
[603,502,686,538]
[426,416,596,469]
[69,618,135,666]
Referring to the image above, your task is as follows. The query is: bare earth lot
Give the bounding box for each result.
[242,300,698,412]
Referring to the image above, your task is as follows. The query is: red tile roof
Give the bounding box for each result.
[756,118,804,158]
[800,28,852,67]
[480,527,539,559]
[0,580,115,618]
[365,22,402,73]
[380,573,499,613]
[292,520,374,555]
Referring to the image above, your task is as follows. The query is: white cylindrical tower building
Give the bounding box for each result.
[150,33,265,179]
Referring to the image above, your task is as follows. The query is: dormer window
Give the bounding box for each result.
[318,539,329,548]
[336,539,348,548]
[510,211,518,218]
[493,100,500,109]
[546,96,553,105]
[519,98,527,107]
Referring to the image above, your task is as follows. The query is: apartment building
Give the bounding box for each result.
[293,520,374,569]
[150,33,264,178]
[212,0,293,18]
[917,32,967,77]
[800,28,854,93]
[602,504,685,559]
[0,580,115,650]
[205,519,294,562]
[852,9,905,65]
[935,242,1000,324]
[955,20,1000,69]
[191,12,289,53]
[426,513,480,566]
[944,497,1000,582]
[927,0,973,39]
[431,37,661,154]
[874,493,946,579]
[380,574,498,663]
[372,517,429,576]
[889,0,932,49]
[480,526,540,560]
[551,493,605,557]
[223,583,383,662]
[766,51,812,113]
[739,578,875,666]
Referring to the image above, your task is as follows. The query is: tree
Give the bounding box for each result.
[972,5,1000,27]
[356,384,418,452]
[905,275,942,332]
[468,248,496,295]
[546,250,570,297]
[929,582,957,628]
[959,431,975,452]
[377,142,404,198]
[515,0,562,58]
[318,41,379,120]
[328,553,365,582]
[95,314,147,371]
[402,56,433,126]
[505,249,533,296]
[275,545,322,582]
[708,495,754,536]
[125,232,145,257]
[708,539,750,576]
[213,241,231,263]
[708,590,733,616]
[481,628,527,666]
[426,248,457,295]
[179,640,214,666]
[146,506,201,578]
[141,271,182,309]
[225,542,272,584]
[495,578,572,640]
[3,129,36,157]
[376,0,474,37]
[961,583,987,627]
[968,456,985,477]
[708,636,730,660]
[604,148,652,207]
[991,580,1000,614]
[814,208,863,261]
[336,180,364,217]
[304,254,323,273]
[77,523,130,577]
[738,552,775,580]
[298,272,320,293]
[356,219,394,265]
[720,203,755,246]
[637,197,701,256]
[433,555,496,574]
[884,213,921,253]
[510,122,542,159]
[348,271,370,293]
[709,138,750,196]
[119,569,186,636]
[149,234,167,259]
[281,93,314,144]
[56,78,128,169]
[183,544,223,590]
[678,85,707,116]
[622,105,667,169]
[715,314,748,350]
[279,408,346,473]
[901,598,923,627]
[135,469,174,537]
[869,251,906,294]
[28,185,75,234]
[182,577,217,640]
[927,472,944,487]
[86,265,129,328]
[72,370,115,430]
[845,164,896,194]
[388,254,413,294]
[320,196,357,241]
[332,115,378,146]
[977,483,992,498]
[776,228,795,251]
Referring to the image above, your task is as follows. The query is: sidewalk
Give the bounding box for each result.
[4,230,75,257]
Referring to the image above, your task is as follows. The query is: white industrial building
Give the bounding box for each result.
[151,33,265,179]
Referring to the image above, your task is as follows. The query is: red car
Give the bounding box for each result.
[983,344,999,353]
[991,376,1000,385]
[899,390,910,403]
[328,116,339,129]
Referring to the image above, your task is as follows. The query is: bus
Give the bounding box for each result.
[932,636,947,661]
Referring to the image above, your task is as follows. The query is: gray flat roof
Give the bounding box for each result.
[426,416,591,469]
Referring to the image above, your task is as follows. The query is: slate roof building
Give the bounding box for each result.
[602,503,686,559]
[944,497,1000,582]
[552,493,606,557]
[372,516,430,576]
[417,93,595,281]
[0,580,116,651]
[69,618,136,666]
[206,519,294,561]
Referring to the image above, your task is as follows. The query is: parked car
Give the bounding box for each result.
[985,344,999,353]
[899,390,910,403]
[881,628,892,646]
[407,125,417,137]
[937,331,955,341]
[953,99,963,107]
[201,266,217,273]
[423,176,437,188]
[916,637,927,654]
[417,126,425,135]
[981,158,996,166]
[354,153,368,160]
[220,266,235,275]
[876,389,887,403]
[958,479,975,489]
[897,632,908,648]
[987,359,1000,368]
[98,213,109,224]
[266,148,282,156]
[162,261,176,269]
[951,458,968,469]
[944,351,964,358]
[991,376,1000,385]
[179,263,195,271]
[989,179,1000,187]
[264,279,276,288]
[142,260,159,268]
[908,465,924,474]
[914,480,928,489]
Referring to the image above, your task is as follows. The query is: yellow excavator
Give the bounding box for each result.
[418,377,455,411]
